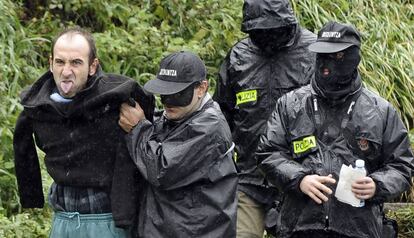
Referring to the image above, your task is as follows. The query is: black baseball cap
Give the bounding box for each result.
[309,21,361,53]
[144,51,207,95]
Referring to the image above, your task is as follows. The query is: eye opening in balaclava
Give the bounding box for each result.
[249,24,297,54]
[160,82,200,107]
[315,45,361,99]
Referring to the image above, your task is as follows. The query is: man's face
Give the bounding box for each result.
[162,81,207,121]
[249,25,296,54]
[316,46,360,80]
[49,33,98,98]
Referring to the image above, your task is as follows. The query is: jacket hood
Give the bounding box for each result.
[241,0,298,33]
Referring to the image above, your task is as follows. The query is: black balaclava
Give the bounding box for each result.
[249,24,296,55]
[314,46,361,100]
[160,83,196,107]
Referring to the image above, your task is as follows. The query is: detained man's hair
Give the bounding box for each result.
[50,26,97,66]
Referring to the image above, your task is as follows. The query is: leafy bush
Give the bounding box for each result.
[387,206,414,238]
[0,208,52,238]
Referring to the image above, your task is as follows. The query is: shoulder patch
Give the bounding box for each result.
[236,89,257,105]
[293,136,317,154]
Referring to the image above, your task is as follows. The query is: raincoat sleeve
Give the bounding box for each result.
[13,110,44,208]
[126,114,232,190]
[132,83,155,123]
[213,54,236,130]
[256,96,311,193]
[368,105,414,203]
[111,127,140,228]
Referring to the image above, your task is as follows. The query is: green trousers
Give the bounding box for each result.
[49,212,130,238]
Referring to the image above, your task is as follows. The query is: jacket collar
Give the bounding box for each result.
[21,65,103,108]
[311,72,362,106]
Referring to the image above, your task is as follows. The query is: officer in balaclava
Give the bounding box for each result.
[213,0,316,237]
[257,21,413,238]
[311,21,362,103]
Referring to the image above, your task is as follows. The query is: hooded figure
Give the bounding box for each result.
[213,0,316,236]
[119,51,238,238]
[257,21,414,238]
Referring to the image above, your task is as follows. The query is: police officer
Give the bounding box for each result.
[213,0,316,236]
[257,21,414,238]
[119,51,238,238]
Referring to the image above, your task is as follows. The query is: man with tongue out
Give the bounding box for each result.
[13,27,155,237]
[256,21,413,238]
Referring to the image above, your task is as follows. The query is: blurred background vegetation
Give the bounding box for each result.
[0,0,413,237]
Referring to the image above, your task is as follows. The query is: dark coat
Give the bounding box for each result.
[13,68,155,227]
[213,0,316,202]
[126,97,238,238]
[257,81,414,238]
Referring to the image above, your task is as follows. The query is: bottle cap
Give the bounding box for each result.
[355,159,365,168]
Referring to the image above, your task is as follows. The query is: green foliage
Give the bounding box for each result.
[0,208,52,238]
[16,0,245,87]
[387,206,414,238]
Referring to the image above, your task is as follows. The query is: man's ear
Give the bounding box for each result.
[197,80,209,97]
[49,56,53,72]
[88,58,99,76]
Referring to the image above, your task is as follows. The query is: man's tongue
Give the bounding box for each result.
[61,81,74,94]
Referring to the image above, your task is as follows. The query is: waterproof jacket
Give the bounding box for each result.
[213,0,316,202]
[257,81,414,238]
[126,96,238,238]
[13,68,155,227]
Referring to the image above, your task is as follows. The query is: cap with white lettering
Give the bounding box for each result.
[309,21,361,53]
[144,51,207,95]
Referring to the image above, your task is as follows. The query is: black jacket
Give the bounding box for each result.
[213,0,316,202]
[13,68,154,227]
[126,96,238,238]
[257,81,414,238]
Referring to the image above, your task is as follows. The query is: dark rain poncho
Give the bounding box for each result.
[126,97,238,238]
[213,0,316,203]
[257,81,414,238]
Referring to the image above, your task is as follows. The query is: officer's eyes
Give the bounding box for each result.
[328,52,345,60]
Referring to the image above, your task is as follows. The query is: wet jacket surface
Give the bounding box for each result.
[257,83,414,238]
[213,0,316,202]
[126,97,238,238]
[13,68,155,227]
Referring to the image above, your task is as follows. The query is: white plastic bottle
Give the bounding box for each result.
[354,159,366,207]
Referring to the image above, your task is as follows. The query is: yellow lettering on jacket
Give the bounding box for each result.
[236,90,257,105]
[293,136,316,154]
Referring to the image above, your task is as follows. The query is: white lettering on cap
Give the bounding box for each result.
[159,69,177,76]
[321,32,341,38]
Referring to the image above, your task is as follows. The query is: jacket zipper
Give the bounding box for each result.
[268,58,276,113]
[314,98,331,230]
[325,150,333,230]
